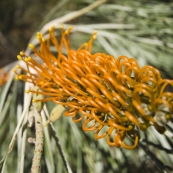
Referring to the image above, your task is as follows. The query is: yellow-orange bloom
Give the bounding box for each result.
[14,25,173,149]
[0,68,9,87]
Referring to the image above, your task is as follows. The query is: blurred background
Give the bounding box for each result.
[0,0,173,173]
[0,0,173,79]
[0,0,61,67]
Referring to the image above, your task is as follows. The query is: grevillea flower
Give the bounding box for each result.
[0,68,9,87]
[14,25,173,149]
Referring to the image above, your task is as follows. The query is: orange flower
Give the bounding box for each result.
[0,68,9,87]
[14,25,173,149]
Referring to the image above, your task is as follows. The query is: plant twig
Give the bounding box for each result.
[30,87,44,173]
[30,109,43,173]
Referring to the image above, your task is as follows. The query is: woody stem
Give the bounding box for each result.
[30,109,43,173]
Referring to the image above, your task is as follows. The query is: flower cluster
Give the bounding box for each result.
[0,68,9,87]
[14,25,173,149]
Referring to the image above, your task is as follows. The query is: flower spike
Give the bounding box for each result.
[15,25,173,149]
